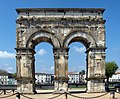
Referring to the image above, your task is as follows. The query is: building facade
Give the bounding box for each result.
[68,72,86,84]
[0,73,17,85]
[0,74,8,85]
[8,76,17,85]
[35,72,86,84]
[0,72,85,85]
[109,72,120,82]
[35,73,54,84]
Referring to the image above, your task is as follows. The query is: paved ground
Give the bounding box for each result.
[0,90,120,99]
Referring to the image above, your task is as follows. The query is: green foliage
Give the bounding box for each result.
[105,61,118,79]
[80,70,85,75]
[11,73,17,78]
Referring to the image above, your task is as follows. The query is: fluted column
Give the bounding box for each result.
[53,48,69,92]
[15,48,36,94]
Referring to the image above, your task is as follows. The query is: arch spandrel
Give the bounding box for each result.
[63,31,97,49]
[26,30,60,49]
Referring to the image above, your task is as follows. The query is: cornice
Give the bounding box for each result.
[16,8,105,14]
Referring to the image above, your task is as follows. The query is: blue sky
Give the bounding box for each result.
[0,0,120,73]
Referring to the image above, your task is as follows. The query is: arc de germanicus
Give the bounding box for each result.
[15,8,106,93]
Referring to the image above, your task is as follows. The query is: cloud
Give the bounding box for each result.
[38,49,47,56]
[73,46,85,53]
[4,64,9,66]
[0,51,15,58]
[50,66,54,70]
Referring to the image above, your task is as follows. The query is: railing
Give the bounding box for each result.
[0,89,117,99]
[47,92,110,99]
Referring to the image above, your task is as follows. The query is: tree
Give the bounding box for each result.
[80,70,85,75]
[105,61,118,83]
[9,73,17,78]
[12,73,17,78]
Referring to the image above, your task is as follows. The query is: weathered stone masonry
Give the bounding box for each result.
[16,8,106,93]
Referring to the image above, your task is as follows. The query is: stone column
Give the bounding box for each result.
[53,48,69,93]
[86,48,106,92]
[15,48,36,94]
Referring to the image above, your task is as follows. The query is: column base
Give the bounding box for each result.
[17,78,36,94]
[54,81,68,93]
[87,80,106,93]
[54,77,69,93]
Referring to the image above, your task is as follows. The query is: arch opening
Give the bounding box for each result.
[68,42,87,91]
[64,32,92,92]
[35,42,54,91]
[25,31,58,92]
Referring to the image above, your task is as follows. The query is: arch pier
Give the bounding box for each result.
[16,8,106,93]
[86,47,106,92]
[15,48,36,94]
[53,48,69,92]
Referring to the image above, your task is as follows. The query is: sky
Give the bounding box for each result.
[0,0,120,73]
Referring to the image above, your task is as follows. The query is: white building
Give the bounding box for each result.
[0,73,17,85]
[0,72,86,85]
[35,72,86,84]
[0,74,9,85]
[8,76,17,85]
[35,73,53,84]
[109,72,120,82]
[68,72,86,83]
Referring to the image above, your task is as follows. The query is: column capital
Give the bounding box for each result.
[15,47,36,54]
[53,47,69,59]
[85,47,107,53]
[16,55,21,59]
[53,47,69,53]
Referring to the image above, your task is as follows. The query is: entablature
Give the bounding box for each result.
[16,8,105,17]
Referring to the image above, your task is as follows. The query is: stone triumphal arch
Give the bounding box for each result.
[16,8,106,93]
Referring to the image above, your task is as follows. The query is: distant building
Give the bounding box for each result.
[0,73,8,85]
[68,72,86,83]
[35,72,86,84]
[68,72,80,83]
[109,72,120,82]
[8,76,17,85]
[35,73,54,84]
[0,71,86,85]
[0,73,17,85]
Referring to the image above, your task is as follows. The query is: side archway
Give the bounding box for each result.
[16,30,61,93]
[63,31,106,92]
